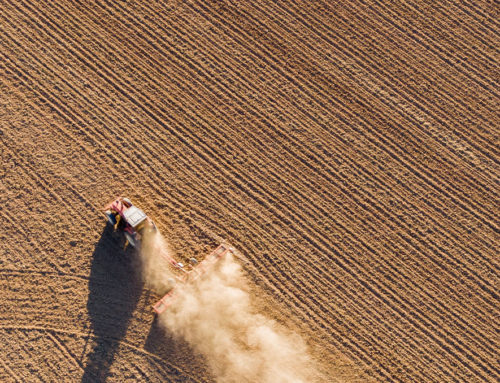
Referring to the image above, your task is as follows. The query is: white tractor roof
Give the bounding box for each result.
[123,205,148,228]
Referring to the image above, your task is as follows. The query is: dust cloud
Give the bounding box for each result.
[140,229,177,295]
[140,231,314,383]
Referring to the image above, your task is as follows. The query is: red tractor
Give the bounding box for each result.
[104,196,156,248]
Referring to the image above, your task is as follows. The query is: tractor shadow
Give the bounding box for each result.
[81,224,143,383]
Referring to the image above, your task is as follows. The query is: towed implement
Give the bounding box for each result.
[153,244,234,315]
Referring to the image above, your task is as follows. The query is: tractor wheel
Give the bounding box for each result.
[105,211,117,225]
[125,232,136,248]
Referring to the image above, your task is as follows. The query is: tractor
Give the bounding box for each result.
[104,196,156,248]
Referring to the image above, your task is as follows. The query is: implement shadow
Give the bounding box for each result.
[82,224,143,382]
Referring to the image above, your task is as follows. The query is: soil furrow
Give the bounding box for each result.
[245,0,500,170]
[184,0,500,234]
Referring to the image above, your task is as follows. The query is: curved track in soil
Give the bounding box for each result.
[1,1,498,382]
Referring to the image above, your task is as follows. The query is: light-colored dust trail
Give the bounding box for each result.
[141,231,316,383]
[140,230,177,295]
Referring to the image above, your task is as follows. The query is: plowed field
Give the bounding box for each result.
[1,1,499,382]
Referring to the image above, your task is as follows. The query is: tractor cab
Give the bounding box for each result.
[103,196,155,247]
[123,205,148,229]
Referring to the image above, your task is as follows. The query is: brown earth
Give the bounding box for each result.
[1,0,499,382]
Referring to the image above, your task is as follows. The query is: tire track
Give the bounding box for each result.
[0,327,203,382]
[0,358,22,383]
[46,332,85,373]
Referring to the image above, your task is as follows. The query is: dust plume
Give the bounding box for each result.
[140,229,176,295]
[141,231,314,383]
